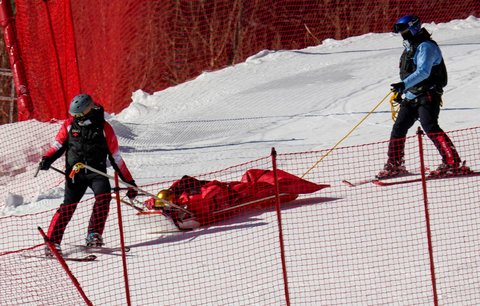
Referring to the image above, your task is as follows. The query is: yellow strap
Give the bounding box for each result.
[69,162,85,179]
[301,91,393,179]
[390,92,400,122]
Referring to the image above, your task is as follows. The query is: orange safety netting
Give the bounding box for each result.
[11,0,480,121]
[2,126,480,304]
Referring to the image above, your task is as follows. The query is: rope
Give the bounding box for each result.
[301,90,393,179]
[390,91,401,122]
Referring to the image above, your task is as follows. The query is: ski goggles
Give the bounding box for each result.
[393,23,410,34]
[73,112,87,119]
[71,104,94,119]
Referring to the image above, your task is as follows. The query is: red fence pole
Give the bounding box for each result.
[0,0,33,121]
[42,0,68,116]
[416,127,438,305]
[271,147,291,306]
[114,172,132,306]
[37,227,93,306]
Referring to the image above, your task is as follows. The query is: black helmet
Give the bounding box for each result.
[69,94,93,117]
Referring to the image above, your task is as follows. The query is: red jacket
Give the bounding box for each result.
[44,109,134,183]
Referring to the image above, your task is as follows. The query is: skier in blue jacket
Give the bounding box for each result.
[377,15,470,178]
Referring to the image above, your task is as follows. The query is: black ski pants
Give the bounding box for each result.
[387,91,460,165]
[47,172,112,245]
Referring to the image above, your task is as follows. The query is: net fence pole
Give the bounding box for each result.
[114,172,132,306]
[271,147,291,306]
[416,127,438,305]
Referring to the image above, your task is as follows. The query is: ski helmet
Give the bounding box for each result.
[155,189,173,208]
[393,15,421,36]
[69,94,93,117]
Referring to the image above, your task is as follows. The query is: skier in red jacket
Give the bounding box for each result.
[39,94,137,256]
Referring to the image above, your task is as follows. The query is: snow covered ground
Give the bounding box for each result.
[1,16,480,305]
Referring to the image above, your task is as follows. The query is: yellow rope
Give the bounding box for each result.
[301,91,393,179]
[390,92,401,122]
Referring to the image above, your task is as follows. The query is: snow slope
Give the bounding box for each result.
[1,16,480,305]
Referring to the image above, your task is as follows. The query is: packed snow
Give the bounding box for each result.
[1,16,480,305]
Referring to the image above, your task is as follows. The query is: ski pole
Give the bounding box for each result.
[35,164,154,213]
[120,197,146,212]
[51,166,66,175]
[33,164,41,178]
[34,165,68,177]
[70,162,193,216]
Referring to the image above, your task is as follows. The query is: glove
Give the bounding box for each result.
[126,180,138,200]
[39,156,53,170]
[390,82,405,93]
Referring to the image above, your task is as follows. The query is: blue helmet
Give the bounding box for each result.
[393,15,421,36]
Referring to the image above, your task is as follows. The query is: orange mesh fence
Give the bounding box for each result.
[1,246,89,305]
[1,126,479,304]
[0,120,64,213]
[9,0,480,121]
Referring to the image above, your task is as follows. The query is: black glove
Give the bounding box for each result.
[39,156,53,170]
[390,82,405,93]
[126,180,138,200]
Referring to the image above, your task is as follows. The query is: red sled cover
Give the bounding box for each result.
[148,169,329,226]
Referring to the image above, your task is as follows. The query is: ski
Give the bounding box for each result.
[72,245,131,254]
[343,172,417,187]
[144,229,187,235]
[373,177,422,186]
[342,178,375,187]
[138,208,199,231]
[373,171,479,186]
[121,198,198,230]
[23,254,97,262]
[65,254,97,262]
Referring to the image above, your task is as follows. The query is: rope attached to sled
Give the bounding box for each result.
[302,90,393,179]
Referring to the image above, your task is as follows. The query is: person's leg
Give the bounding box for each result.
[386,104,418,165]
[428,132,461,166]
[87,173,112,237]
[418,94,461,166]
[47,176,88,244]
